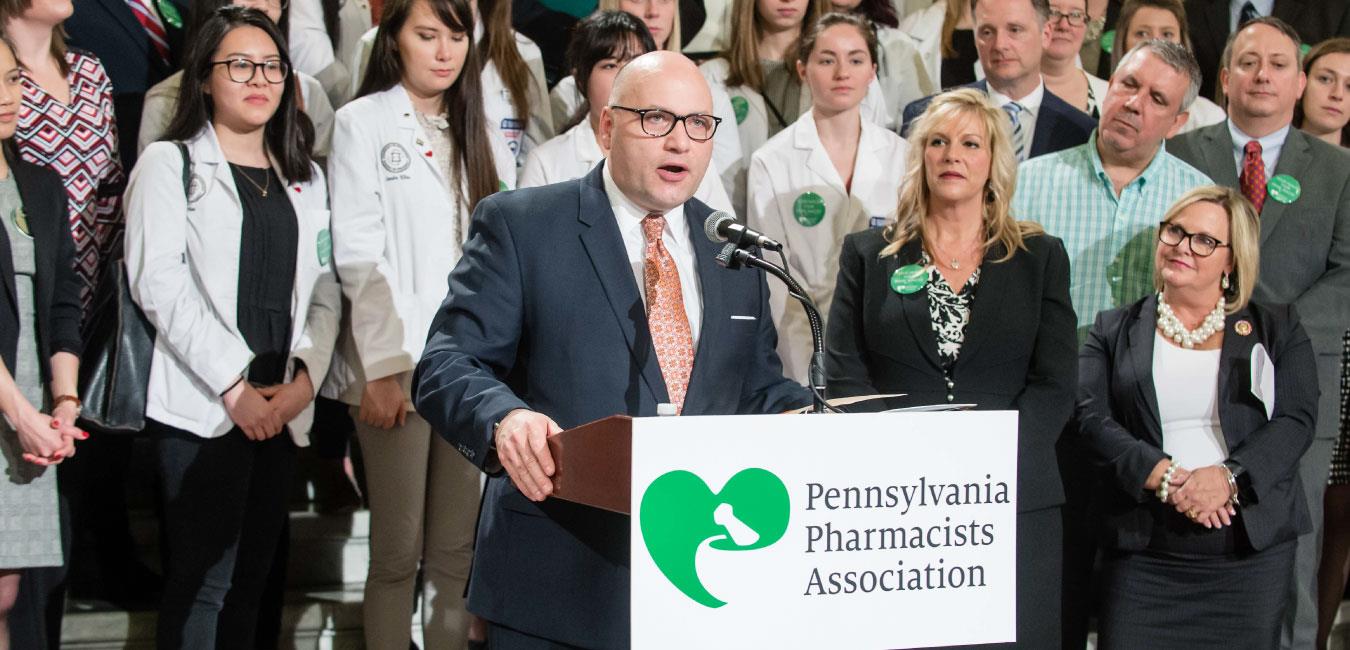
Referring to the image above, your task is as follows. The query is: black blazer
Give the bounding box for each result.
[1076,294,1317,552]
[412,163,811,648]
[0,153,82,385]
[899,80,1097,159]
[825,229,1078,513]
[1185,0,1350,102]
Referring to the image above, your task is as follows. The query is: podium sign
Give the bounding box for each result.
[631,412,1018,649]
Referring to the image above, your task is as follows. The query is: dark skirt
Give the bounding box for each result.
[1096,540,1295,650]
[1329,329,1350,485]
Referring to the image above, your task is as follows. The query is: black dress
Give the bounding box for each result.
[941,29,979,90]
[230,163,297,386]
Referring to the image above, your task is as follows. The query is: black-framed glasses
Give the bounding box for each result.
[212,58,290,84]
[610,105,722,141]
[1158,221,1228,257]
[1048,8,1088,26]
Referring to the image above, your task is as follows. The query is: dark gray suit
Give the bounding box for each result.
[1168,121,1350,648]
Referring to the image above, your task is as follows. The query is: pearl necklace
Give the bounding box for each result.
[1156,293,1225,349]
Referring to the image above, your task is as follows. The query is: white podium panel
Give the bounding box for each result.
[631,411,1018,649]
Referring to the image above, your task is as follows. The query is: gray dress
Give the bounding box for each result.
[0,174,61,568]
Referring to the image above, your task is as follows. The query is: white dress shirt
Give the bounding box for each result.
[988,78,1047,151]
[603,164,704,346]
[1228,119,1291,176]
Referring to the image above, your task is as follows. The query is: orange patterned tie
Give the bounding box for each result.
[642,213,694,413]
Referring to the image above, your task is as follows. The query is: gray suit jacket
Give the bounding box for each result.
[1168,122,1350,439]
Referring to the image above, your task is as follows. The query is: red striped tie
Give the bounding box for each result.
[125,0,170,65]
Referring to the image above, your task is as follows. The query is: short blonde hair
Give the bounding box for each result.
[1152,185,1260,314]
[598,0,682,52]
[881,88,1043,260]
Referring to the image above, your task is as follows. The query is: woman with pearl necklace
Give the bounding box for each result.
[1077,185,1319,647]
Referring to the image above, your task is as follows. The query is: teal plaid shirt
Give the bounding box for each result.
[1014,132,1212,340]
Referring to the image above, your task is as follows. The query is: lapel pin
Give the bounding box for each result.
[1234,320,1252,336]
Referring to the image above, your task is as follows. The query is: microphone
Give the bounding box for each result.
[703,211,783,251]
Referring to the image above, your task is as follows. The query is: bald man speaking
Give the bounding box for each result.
[413,52,811,648]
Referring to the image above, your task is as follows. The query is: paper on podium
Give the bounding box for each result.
[787,393,906,414]
[546,415,633,514]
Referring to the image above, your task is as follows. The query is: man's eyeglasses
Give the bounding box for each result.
[1048,8,1089,26]
[1158,221,1228,257]
[610,105,722,142]
[212,58,290,84]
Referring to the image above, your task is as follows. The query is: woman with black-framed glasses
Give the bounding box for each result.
[123,6,340,649]
[136,0,337,157]
[1078,185,1317,647]
[1042,0,1109,118]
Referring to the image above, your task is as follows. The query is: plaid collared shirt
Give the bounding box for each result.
[1014,132,1212,341]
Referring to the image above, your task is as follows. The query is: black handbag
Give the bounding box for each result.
[77,143,190,435]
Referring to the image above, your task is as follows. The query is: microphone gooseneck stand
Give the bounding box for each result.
[716,244,834,414]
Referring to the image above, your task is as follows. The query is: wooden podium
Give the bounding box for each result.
[546,415,633,514]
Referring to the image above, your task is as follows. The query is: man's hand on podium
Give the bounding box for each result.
[496,409,563,501]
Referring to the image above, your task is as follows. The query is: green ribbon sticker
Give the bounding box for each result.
[499,180,509,192]
[1100,30,1115,54]
[316,229,332,266]
[157,0,183,29]
[731,96,749,125]
[1267,174,1301,204]
[792,191,825,227]
[890,264,927,295]
[1301,44,1312,58]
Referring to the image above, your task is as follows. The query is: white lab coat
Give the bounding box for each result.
[289,0,373,107]
[323,83,515,404]
[350,26,551,179]
[518,118,734,213]
[1178,96,1227,134]
[898,2,948,94]
[875,26,937,127]
[747,110,908,382]
[124,125,341,443]
[479,28,555,170]
[139,70,336,158]
[701,57,890,215]
[684,0,730,53]
[549,74,582,131]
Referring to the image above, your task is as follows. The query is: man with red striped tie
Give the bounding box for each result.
[65,0,189,168]
[1168,15,1350,650]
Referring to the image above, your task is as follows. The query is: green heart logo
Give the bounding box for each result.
[639,468,790,608]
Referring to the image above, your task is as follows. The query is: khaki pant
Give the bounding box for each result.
[355,410,481,650]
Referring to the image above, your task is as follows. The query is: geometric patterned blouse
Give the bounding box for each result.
[14,49,124,314]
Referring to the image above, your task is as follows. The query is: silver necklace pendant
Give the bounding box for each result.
[950,259,960,269]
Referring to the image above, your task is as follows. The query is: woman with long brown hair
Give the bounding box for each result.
[328,0,512,645]
[476,0,552,172]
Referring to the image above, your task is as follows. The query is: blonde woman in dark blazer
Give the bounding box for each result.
[826,88,1077,648]
[1078,186,1317,648]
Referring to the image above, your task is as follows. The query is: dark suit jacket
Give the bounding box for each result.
[0,152,82,384]
[1168,123,1350,440]
[899,80,1097,159]
[1186,0,1350,102]
[824,230,1078,513]
[1077,295,1316,552]
[65,0,189,167]
[411,163,810,648]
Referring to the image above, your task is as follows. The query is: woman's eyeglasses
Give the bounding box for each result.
[212,58,290,84]
[1158,221,1228,257]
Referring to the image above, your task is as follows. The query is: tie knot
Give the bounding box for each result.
[1003,102,1023,117]
[1244,140,1263,156]
[642,213,666,242]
